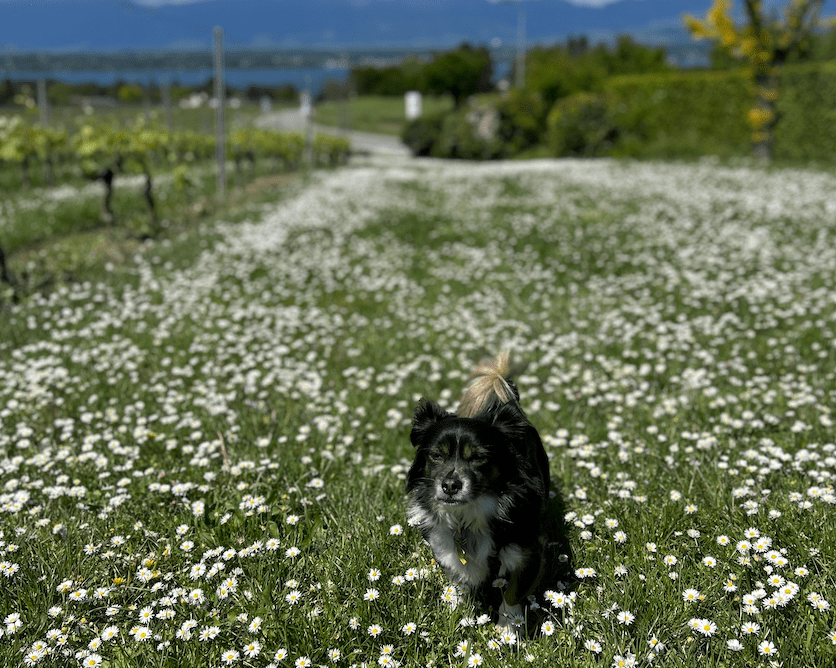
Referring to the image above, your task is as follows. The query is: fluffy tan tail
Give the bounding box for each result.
[456,351,515,418]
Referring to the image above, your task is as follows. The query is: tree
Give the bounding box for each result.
[424,44,493,108]
[685,0,828,161]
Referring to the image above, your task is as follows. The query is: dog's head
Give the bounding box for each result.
[406,399,529,508]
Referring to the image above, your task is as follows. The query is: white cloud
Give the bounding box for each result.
[562,0,634,7]
[132,0,213,6]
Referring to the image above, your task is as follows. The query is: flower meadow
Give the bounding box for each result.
[2,155,836,667]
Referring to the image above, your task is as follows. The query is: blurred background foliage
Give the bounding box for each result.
[394,9,836,164]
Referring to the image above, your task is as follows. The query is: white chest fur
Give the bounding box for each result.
[408,496,499,588]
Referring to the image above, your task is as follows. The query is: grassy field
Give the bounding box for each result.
[312,95,454,135]
[1,155,836,668]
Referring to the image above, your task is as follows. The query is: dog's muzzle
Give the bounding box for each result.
[436,472,468,504]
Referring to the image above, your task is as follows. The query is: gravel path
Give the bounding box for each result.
[255,108,411,157]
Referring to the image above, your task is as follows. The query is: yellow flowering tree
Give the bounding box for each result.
[685,0,826,160]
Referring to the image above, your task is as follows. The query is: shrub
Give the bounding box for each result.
[546,93,620,157]
[430,109,503,160]
[495,90,548,156]
[402,114,445,157]
[402,108,504,160]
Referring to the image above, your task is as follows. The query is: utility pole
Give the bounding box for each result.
[161,77,173,131]
[37,79,49,126]
[495,0,526,88]
[213,26,227,199]
[515,0,526,89]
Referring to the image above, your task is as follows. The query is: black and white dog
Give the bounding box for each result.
[406,352,550,629]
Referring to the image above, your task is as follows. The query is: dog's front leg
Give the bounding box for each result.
[496,545,544,633]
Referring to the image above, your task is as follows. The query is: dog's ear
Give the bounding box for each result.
[481,401,529,441]
[410,399,451,447]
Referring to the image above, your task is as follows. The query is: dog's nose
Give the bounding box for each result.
[441,475,462,496]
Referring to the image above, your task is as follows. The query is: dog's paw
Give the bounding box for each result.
[496,600,525,637]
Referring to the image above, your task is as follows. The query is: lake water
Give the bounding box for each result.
[3,66,350,96]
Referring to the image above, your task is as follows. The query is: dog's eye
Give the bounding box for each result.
[427,452,445,463]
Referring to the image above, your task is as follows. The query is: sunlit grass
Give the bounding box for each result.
[1,156,836,667]
[313,95,454,135]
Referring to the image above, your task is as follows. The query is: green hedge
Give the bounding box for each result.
[546,92,621,157]
[577,62,836,162]
[772,61,836,162]
[403,61,836,162]
[602,69,752,159]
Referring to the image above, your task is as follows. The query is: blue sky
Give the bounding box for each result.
[1,0,723,51]
[2,0,831,53]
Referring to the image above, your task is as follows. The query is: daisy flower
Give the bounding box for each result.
[741,622,761,635]
[682,588,701,603]
[647,636,664,653]
[696,619,717,637]
[688,618,716,636]
[727,639,744,652]
[499,630,517,646]
[242,640,261,658]
[617,610,635,625]
[584,638,603,654]
[757,640,777,657]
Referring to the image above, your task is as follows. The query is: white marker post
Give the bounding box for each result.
[405,91,422,121]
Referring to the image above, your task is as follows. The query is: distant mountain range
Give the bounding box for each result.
[3,0,730,53]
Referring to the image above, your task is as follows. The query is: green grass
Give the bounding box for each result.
[313,94,454,135]
[1,156,836,668]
